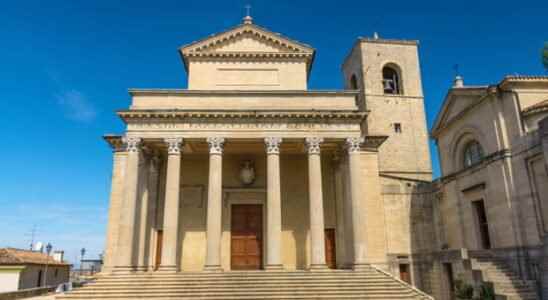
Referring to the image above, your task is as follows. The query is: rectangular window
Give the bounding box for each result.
[155,230,163,270]
[394,123,402,133]
[399,264,411,284]
[444,263,455,297]
[472,200,491,249]
[37,270,42,287]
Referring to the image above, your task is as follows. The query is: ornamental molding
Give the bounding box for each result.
[164,137,184,154]
[207,137,225,154]
[345,137,364,153]
[363,135,388,150]
[122,136,141,153]
[264,137,282,154]
[104,135,125,152]
[118,111,366,122]
[184,52,312,60]
[126,121,360,131]
[179,24,314,57]
[305,137,324,154]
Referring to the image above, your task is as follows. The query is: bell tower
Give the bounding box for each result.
[342,35,432,181]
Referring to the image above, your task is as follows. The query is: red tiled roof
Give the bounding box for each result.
[0,248,69,266]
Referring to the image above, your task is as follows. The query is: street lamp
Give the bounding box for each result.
[80,248,86,274]
[43,243,52,287]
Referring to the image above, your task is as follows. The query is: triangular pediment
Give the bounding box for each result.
[431,88,487,137]
[179,23,315,56]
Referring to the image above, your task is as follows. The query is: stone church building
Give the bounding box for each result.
[58,15,548,300]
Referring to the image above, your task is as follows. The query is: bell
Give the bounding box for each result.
[383,79,394,91]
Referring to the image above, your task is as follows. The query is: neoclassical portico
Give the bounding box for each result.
[103,130,386,273]
[101,16,389,274]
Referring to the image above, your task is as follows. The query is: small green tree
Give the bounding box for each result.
[454,279,495,300]
[454,279,474,300]
[543,42,548,72]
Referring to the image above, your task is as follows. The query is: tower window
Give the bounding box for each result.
[350,74,358,90]
[382,65,402,94]
[394,123,402,133]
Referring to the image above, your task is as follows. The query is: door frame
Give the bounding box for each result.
[230,204,264,270]
[221,189,267,270]
[471,199,491,249]
[324,228,336,269]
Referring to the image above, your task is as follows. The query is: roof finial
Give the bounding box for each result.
[453,64,464,88]
[243,4,253,24]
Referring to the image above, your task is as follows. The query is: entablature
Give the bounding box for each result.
[104,135,387,154]
[128,89,359,111]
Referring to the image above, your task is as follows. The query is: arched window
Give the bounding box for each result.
[349,74,358,90]
[382,65,402,94]
[463,140,484,168]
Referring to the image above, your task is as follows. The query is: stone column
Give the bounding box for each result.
[116,136,142,272]
[145,153,161,270]
[103,140,127,273]
[136,153,151,271]
[204,137,225,271]
[159,137,183,272]
[265,137,283,270]
[332,151,347,269]
[346,137,368,269]
[305,137,327,270]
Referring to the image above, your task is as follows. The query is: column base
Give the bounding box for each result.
[112,266,136,274]
[351,263,371,271]
[156,265,178,273]
[134,266,149,272]
[309,264,329,271]
[203,265,223,272]
[264,264,284,271]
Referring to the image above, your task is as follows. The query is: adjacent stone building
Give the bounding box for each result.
[61,15,548,300]
[0,248,70,293]
[423,76,548,299]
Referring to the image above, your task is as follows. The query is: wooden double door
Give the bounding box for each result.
[231,204,263,270]
[230,204,338,270]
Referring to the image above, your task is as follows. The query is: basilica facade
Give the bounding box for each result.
[89,16,548,300]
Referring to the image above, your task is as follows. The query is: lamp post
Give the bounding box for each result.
[80,248,86,275]
[43,243,52,287]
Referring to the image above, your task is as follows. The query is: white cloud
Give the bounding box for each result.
[55,89,97,123]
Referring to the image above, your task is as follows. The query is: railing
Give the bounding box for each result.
[0,286,56,300]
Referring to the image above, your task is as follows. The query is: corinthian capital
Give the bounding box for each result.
[305,137,324,154]
[165,137,184,155]
[207,137,225,154]
[122,136,142,153]
[264,137,282,154]
[345,137,364,153]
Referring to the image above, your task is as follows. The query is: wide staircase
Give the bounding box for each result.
[472,257,539,300]
[57,266,432,299]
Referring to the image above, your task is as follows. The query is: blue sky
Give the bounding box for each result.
[0,0,546,265]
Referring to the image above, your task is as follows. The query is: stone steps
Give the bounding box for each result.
[87,281,403,287]
[57,269,432,300]
[472,257,539,299]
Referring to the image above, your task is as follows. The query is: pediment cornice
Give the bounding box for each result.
[179,24,314,55]
[178,23,315,72]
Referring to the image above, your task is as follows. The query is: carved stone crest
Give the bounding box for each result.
[239,160,256,186]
